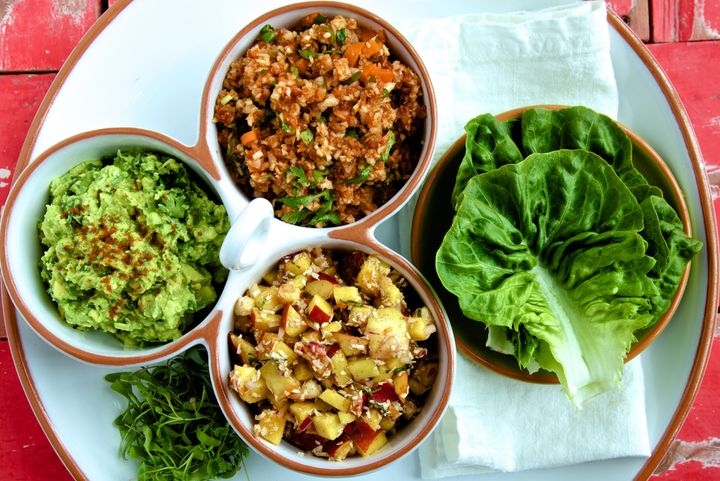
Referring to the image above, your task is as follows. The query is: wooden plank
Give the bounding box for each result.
[647,41,720,171]
[0,0,102,72]
[0,74,55,208]
[651,0,720,42]
[608,0,651,41]
[0,342,74,481]
[647,39,720,480]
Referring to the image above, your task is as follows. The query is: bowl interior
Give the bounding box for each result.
[3,131,229,360]
[411,116,693,384]
[212,238,453,475]
[201,1,437,227]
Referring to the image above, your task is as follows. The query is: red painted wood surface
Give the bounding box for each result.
[0,2,718,481]
[0,0,101,72]
[0,74,55,206]
[0,343,73,481]
[651,0,720,42]
[608,0,651,41]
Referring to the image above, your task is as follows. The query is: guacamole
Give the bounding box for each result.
[39,151,229,345]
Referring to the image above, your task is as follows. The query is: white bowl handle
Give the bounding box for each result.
[219,198,274,271]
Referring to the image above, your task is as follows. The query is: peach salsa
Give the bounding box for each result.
[228,248,438,460]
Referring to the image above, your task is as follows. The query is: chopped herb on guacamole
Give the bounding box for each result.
[38,151,229,346]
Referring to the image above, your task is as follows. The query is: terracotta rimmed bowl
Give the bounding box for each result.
[199,0,437,228]
[0,2,453,476]
[411,105,692,384]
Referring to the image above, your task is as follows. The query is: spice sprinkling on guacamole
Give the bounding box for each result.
[39,151,229,345]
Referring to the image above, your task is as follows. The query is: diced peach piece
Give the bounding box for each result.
[289,401,316,425]
[333,285,362,307]
[230,365,268,403]
[408,307,437,341]
[325,434,354,460]
[313,412,345,440]
[338,411,357,425]
[319,388,351,412]
[366,308,411,362]
[331,350,352,387]
[253,285,283,312]
[347,358,379,381]
[258,332,297,364]
[251,308,281,332]
[277,282,302,304]
[349,421,387,456]
[234,295,254,316]
[293,360,315,382]
[306,279,335,299]
[261,267,277,284]
[409,362,438,396]
[380,416,396,432]
[347,306,373,328]
[254,409,286,445]
[317,271,339,284]
[321,321,342,337]
[260,360,300,399]
[286,251,312,276]
[393,370,410,401]
[307,294,334,324]
[289,379,323,401]
[332,331,368,357]
[356,255,390,296]
[361,408,383,431]
[378,276,404,309]
[281,304,308,337]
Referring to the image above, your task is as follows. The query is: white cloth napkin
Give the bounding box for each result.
[393,1,652,477]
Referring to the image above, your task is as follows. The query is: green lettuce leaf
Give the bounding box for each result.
[437,150,659,403]
[453,106,702,325]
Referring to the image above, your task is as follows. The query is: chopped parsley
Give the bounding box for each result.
[345,165,372,184]
[278,191,340,226]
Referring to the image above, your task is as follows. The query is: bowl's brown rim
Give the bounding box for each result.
[0,127,229,366]
[413,104,695,385]
[196,0,438,234]
[1,2,716,481]
[0,0,445,478]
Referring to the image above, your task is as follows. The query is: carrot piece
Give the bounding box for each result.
[361,64,394,84]
[240,129,259,146]
[344,42,364,67]
[361,38,383,58]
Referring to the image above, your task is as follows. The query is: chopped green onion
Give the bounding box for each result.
[380,131,395,162]
[345,128,360,139]
[219,94,233,105]
[278,116,294,134]
[260,24,276,42]
[382,88,389,97]
[291,66,299,78]
[336,28,347,45]
[344,71,362,84]
[299,49,317,60]
[313,13,328,24]
[300,129,314,145]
